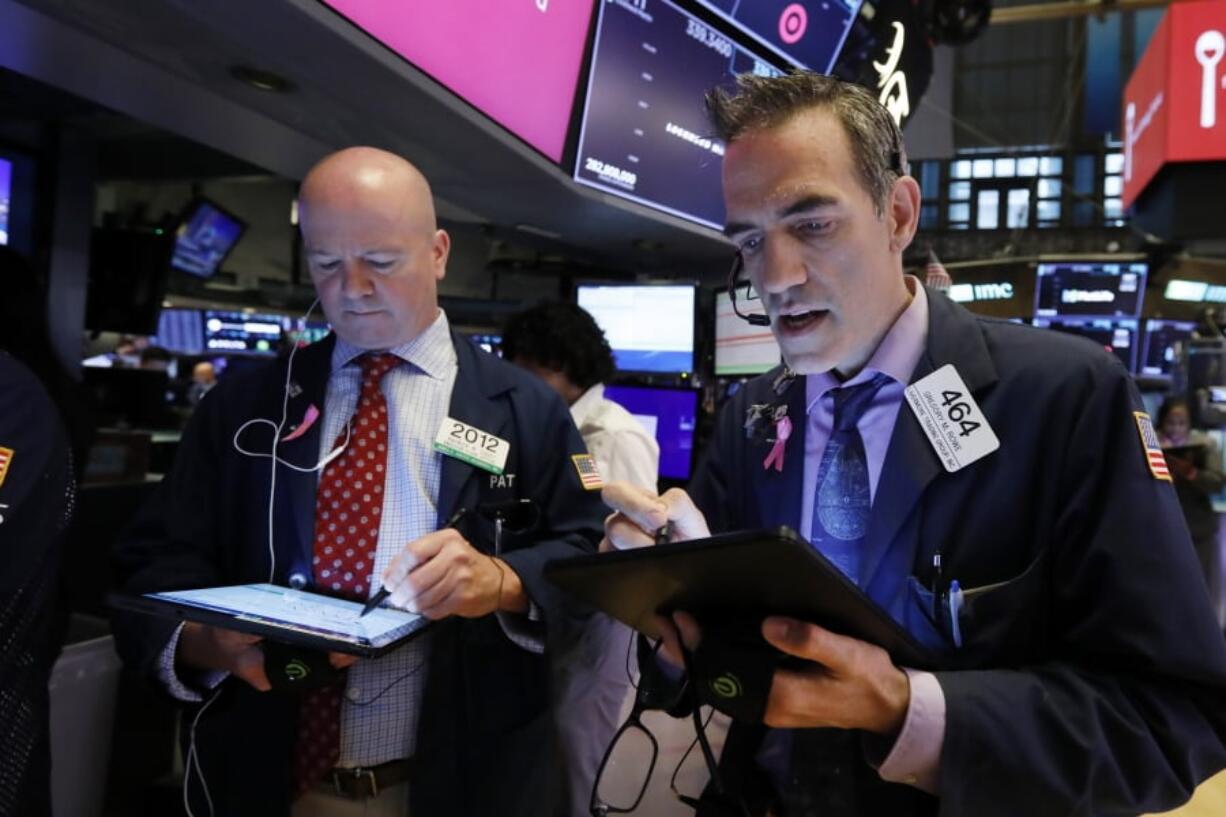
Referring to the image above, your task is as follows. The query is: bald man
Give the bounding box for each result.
[113,147,607,817]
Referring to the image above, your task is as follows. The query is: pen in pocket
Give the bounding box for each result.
[948,579,964,648]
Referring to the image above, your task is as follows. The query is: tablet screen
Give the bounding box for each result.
[151,583,424,649]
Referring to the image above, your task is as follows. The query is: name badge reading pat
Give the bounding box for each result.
[433,418,509,475]
[904,364,999,473]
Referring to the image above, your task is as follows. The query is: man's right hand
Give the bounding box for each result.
[600,482,712,551]
[177,622,272,691]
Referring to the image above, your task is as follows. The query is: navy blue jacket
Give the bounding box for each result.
[0,353,72,817]
[689,289,1226,816]
[112,332,606,817]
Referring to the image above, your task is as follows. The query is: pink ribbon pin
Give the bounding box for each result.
[762,415,792,472]
[281,403,320,442]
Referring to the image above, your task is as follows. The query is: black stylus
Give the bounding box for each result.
[358,507,468,618]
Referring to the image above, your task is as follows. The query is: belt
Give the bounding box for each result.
[325,758,415,800]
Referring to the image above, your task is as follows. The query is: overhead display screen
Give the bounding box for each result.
[1034,262,1147,319]
[320,0,595,163]
[204,311,285,355]
[171,200,246,279]
[1033,318,1139,372]
[576,284,695,373]
[691,0,862,72]
[575,0,783,229]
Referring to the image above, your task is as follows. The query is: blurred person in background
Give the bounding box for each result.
[1158,395,1224,594]
[187,360,218,406]
[502,301,659,816]
[0,245,91,817]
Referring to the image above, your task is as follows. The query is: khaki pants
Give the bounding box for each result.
[292,782,409,817]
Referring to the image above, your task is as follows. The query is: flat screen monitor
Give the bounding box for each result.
[0,157,10,246]
[319,1,594,163]
[690,0,862,72]
[153,308,205,355]
[574,0,783,230]
[1033,261,1147,319]
[171,200,246,279]
[576,284,695,374]
[1033,318,1139,372]
[1140,319,1197,378]
[714,287,779,376]
[204,310,285,355]
[603,385,699,481]
[289,318,332,348]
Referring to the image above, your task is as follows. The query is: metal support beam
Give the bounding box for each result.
[991,0,1170,25]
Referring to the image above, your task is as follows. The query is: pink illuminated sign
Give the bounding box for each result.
[321,0,595,163]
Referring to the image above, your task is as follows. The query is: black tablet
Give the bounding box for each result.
[544,527,938,669]
[110,583,430,658]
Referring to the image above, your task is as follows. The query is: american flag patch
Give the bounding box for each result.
[1134,412,1172,482]
[0,447,12,489]
[571,454,605,491]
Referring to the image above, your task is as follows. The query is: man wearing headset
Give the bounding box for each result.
[603,72,1226,816]
[113,147,607,817]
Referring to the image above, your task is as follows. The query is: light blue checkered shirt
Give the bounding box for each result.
[160,311,457,766]
[324,310,457,766]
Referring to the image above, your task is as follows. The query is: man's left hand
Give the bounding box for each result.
[381,529,527,619]
[761,616,911,736]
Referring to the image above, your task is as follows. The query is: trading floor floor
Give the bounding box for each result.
[1150,770,1226,817]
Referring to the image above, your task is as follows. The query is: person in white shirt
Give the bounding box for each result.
[502,301,659,816]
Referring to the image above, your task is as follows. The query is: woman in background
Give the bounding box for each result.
[1157,395,1225,596]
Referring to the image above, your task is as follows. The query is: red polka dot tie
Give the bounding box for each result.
[293,352,399,797]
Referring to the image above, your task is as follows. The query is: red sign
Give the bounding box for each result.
[1123,0,1226,209]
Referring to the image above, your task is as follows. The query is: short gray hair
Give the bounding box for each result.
[706,71,908,216]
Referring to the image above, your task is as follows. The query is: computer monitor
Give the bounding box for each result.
[573,0,783,230]
[714,287,779,376]
[203,310,284,355]
[289,318,332,348]
[152,308,205,356]
[1033,261,1147,319]
[1032,318,1139,372]
[576,284,695,374]
[0,157,10,247]
[689,0,862,72]
[603,385,699,481]
[1140,319,1197,378]
[171,199,247,279]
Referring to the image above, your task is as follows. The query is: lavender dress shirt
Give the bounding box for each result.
[798,278,944,794]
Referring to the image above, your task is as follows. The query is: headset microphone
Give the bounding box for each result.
[726,252,771,327]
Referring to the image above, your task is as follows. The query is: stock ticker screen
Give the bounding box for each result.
[574,0,783,229]
[690,0,862,72]
[1033,262,1148,319]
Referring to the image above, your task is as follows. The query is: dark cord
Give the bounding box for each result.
[346,654,427,708]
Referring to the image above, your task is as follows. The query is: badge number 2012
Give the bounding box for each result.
[448,421,501,453]
[433,418,510,475]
